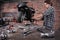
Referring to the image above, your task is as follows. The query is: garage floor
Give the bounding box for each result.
[0,22,56,40]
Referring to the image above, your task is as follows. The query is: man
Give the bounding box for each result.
[17,2,35,23]
[37,0,55,37]
[17,2,28,23]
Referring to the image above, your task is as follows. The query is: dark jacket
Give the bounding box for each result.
[43,6,55,29]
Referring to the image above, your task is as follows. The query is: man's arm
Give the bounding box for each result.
[44,7,54,15]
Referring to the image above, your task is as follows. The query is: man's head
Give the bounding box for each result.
[44,0,53,8]
[17,2,28,8]
[22,2,28,4]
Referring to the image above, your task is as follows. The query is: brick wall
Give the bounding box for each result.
[52,0,60,29]
[1,0,60,29]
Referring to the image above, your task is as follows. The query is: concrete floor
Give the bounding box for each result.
[0,22,57,40]
[5,23,55,40]
[8,30,55,40]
